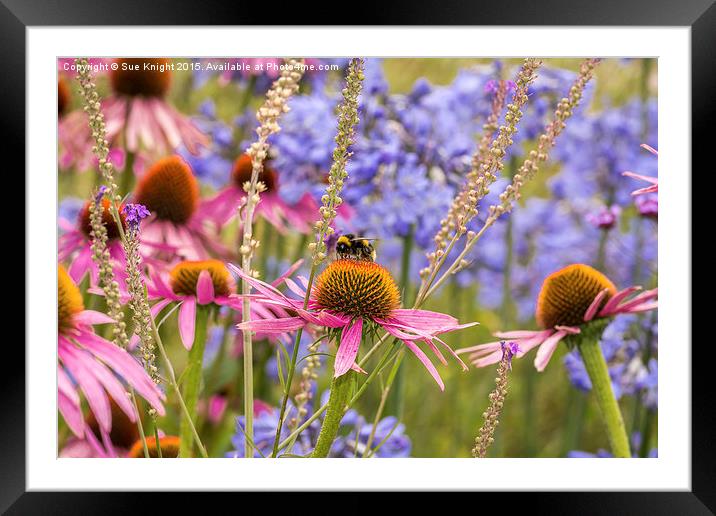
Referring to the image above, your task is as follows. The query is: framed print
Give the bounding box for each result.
[6,0,713,511]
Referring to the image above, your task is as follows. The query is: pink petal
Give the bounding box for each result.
[297,309,350,328]
[58,365,80,404]
[534,330,568,372]
[387,309,458,332]
[69,343,137,424]
[350,362,368,374]
[403,340,444,391]
[149,268,175,299]
[227,263,293,307]
[433,337,469,371]
[641,143,658,155]
[74,310,116,326]
[75,331,166,414]
[554,325,581,335]
[493,330,543,339]
[455,341,502,356]
[622,301,658,314]
[283,277,307,298]
[584,289,609,322]
[601,286,642,315]
[631,185,658,196]
[150,298,174,319]
[237,316,306,333]
[334,318,362,377]
[178,297,197,350]
[622,171,658,185]
[612,288,658,313]
[58,388,84,438]
[196,270,216,305]
[59,345,112,432]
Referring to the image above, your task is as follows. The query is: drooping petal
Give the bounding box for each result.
[334,318,362,378]
[403,340,444,391]
[69,344,137,424]
[60,344,112,433]
[75,331,166,414]
[196,270,215,305]
[178,297,197,350]
[534,330,569,372]
[58,390,85,438]
[432,336,469,371]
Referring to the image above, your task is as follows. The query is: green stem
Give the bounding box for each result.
[276,338,398,454]
[385,228,413,417]
[311,370,356,457]
[179,306,209,457]
[151,315,208,457]
[577,337,631,458]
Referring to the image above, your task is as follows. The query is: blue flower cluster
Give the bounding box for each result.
[227,391,411,458]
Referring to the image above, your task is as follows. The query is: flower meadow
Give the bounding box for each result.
[57,57,657,459]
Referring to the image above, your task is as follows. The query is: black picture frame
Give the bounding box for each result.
[8,0,711,511]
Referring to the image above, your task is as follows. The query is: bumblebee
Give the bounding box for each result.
[335,234,377,262]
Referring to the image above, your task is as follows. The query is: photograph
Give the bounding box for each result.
[56,56,659,460]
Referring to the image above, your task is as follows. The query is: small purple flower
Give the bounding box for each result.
[501,341,520,369]
[94,185,108,205]
[122,203,151,232]
[636,195,658,219]
[586,205,620,230]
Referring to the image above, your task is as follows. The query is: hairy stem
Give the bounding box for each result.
[577,338,631,458]
[311,371,356,457]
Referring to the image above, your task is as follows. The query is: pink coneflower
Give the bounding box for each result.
[145,259,242,350]
[57,265,165,448]
[58,196,127,284]
[231,259,475,390]
[59,58,207,171]
[200,153,321,234]
[134,155,230,261]
[144,258,303,351]
[456,264,657,372]
[623,144,658,196]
